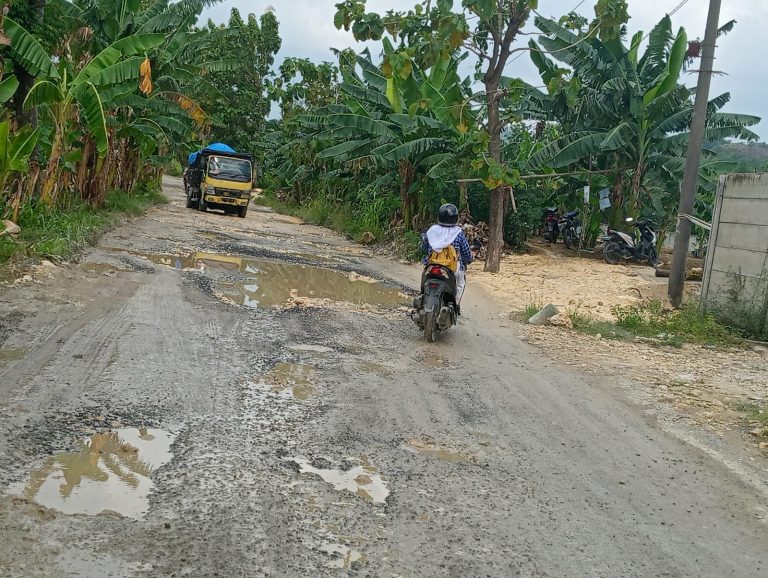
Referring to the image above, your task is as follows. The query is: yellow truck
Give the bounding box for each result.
[183,145,254,218]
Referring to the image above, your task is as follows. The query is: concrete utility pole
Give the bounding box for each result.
[668,0,722,307]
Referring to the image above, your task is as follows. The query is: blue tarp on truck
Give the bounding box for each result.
[187,143,237,166]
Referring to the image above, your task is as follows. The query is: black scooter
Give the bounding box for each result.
[411,264,458,342]
[559,209,582,250]
[603,217,659,267]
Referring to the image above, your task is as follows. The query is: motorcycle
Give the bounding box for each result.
[603,217,659,267]
[559,209,582,250]
[411,264,458,342]
[543,208,560,243]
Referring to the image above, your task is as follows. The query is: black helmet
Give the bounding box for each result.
[438,203,459,226]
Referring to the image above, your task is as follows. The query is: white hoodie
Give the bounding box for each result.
[426,224,462,251]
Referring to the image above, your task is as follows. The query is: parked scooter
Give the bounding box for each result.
[411,264,458,342]
[559,209,582,250]
[603,217,659,267]
[543,208,560,243]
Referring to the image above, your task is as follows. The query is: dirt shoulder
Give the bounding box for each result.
[472,243,768,458]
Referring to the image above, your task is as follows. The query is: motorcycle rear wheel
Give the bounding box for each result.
[604,241,623,265]
[647,247,659,267]
[564,229,578,250]
[424,310,437,343]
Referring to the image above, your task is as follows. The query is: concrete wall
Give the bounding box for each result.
[701,173,768,338]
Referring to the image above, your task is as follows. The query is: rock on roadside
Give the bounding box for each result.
[529,304,559,326]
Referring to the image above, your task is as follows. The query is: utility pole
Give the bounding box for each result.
[668,0,722,307]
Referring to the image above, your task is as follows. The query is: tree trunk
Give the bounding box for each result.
[40,126,63,206]
[485,78,505,273]
[398,160,415,231]
[13,1,46,129]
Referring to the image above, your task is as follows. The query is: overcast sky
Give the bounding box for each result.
[202,0,767,141]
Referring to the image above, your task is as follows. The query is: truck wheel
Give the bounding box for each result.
[237,205,248,219]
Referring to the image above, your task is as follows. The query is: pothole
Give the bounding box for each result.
[0,347,28,368]
[287,344,334,355]
[423,354,448,368]
[9,427,176,519]
[265,363,316,401]
[319,543,368,569]
[290,458,390,503]
[405,437,475,463]
[221,262,409,309]
[103,250,410,309]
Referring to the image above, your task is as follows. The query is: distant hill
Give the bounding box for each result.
[705,140,768,172]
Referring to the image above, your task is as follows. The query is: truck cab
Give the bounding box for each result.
[184,147,254,218]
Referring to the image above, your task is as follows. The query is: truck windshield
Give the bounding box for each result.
[207,156,251,183]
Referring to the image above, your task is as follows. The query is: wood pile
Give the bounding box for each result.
[459,210,489,260]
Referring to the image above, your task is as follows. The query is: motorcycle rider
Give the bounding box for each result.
[421,203,474,310]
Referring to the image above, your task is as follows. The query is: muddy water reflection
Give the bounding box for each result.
[291,458,389,503]
[0,347,27,367]
[266,363,316,401]
[405,437,474,463]
[13,428,175,519]
[221,261,409,309]
[105,250,409,308]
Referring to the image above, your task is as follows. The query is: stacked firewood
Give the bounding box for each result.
[459,210,489,261]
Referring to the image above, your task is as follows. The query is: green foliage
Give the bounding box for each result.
[201,8,281,157]
[612,300,739,346]
[733,401,768,428]
[525,12,760,229]
[0,188,167,263]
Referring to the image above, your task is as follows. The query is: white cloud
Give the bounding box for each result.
[203,0,765,139]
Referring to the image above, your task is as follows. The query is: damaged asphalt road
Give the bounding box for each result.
[0,177,766,577]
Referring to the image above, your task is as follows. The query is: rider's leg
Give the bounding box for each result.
[455,266,466,303]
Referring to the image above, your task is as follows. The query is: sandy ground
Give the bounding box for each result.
[472,242,768,453]
[0,178,767,577]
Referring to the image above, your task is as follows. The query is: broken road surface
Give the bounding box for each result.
[0,178,766,577]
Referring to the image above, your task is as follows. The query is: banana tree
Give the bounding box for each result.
[24,33,165,205]
[310,51,472,229]
[525,15,760,226]
[0,120,40,221]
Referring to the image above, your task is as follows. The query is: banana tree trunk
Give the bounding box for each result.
[40,125,64,207]
[76,136,94,198]
[398,160,415,231]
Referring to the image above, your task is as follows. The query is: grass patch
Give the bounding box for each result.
[733,401,768,428]
[563,300,740,348]
[257,193,389,247]
[1,188,167,264]
[612,300,739,346]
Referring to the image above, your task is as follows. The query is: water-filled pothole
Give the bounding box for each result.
[319,543,368,569]
[10,427,175,519]
[0,347,28,368]
[101,250,409,308]
[405,437,475,463]
[290,458,389,503]
[266,363,316,401]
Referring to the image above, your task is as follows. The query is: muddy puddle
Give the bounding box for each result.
[220,262,409,309]
[291,458,390,503]
[319,543,368,569]
[287,344,334,355]
[9,428,175,519]
[0,347,27,368]
[405,437,474,463]
[266,363,316,401]
[98,249,409,309]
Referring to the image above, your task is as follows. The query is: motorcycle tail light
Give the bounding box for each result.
[429,266,446,277]
[429,282,439,288]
